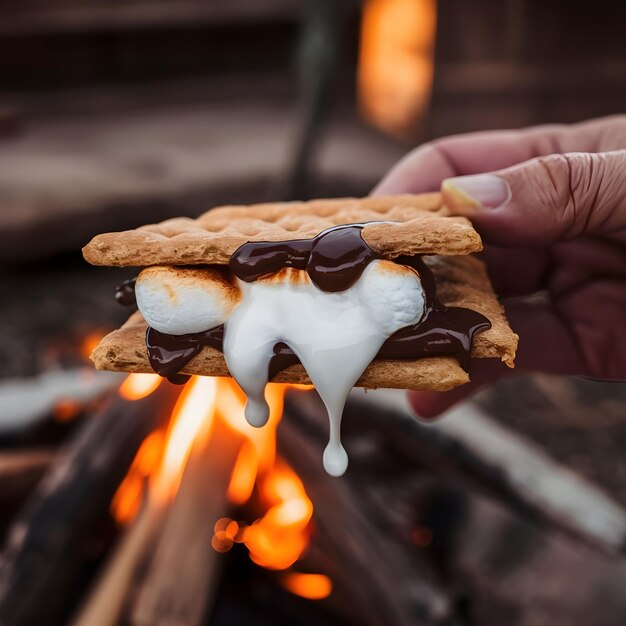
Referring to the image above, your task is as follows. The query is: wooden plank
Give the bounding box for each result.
[0,0,301,37]
[0,86,405,262]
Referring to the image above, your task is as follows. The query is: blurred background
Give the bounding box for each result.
[0,1,625,625]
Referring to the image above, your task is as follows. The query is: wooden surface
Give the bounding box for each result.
[0,0,300,36]
[0,82,405,262]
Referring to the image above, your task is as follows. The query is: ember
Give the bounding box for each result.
[282,572,333,600]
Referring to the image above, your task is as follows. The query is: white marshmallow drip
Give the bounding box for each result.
[223,261,425,476]
[135,260,425,476]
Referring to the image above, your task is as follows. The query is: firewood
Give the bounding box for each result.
[278,395,455,626]
[70,495,167,626]
[128,419,242,626]
[357,390,626,554]
[0,382,181,626]
[0,449,56,502]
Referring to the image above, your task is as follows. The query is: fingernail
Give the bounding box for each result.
[442,174,511,211]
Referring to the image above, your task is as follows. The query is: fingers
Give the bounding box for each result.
[478,246,551,297]
[408,358,511,419]
[409,296,589,419]
[373,115,626,196]
[442,150,626,246]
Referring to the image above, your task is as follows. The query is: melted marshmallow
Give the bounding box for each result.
[223,260,425,476]
[135,260,426,476]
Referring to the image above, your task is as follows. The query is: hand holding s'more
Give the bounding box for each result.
[83,193,518,475]
[376,117,626,419]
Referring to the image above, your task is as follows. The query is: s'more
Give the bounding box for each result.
[83,193,518,475]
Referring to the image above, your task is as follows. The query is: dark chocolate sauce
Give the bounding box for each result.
[115,278,137,306]
[376,257,490,371]
[146,326,223,383]
[145,329,300,384]
[142,225,491,381]
[229,224,379,293]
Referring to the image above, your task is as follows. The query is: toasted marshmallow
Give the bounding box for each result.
[223,260,424,476]
[356,260,425,335]
[135,260,424,476]
[136,266,241,335]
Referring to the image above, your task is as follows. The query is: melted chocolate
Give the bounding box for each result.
[142,225,491,381]
[115,278,137,306]
[145,328,300,384]
[146,326,223,383]
[376,256,491,371]
[229,224,379,293]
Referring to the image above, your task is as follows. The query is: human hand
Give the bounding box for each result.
[374,115,626,418]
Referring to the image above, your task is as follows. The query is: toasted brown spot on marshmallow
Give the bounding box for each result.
[375,259,420,279]
[257,267,311,286]
[137,265,242,306]
[163,282,177,304]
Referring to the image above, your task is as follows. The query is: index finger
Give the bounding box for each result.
[373,115,626,195]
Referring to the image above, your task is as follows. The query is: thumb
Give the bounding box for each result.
[441,150,626,246]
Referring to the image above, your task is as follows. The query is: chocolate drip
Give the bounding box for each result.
[146,326,223,383]
[229,224,379,293]
[146,328,300,384]
[115,278,137,306]
[142,225,491,382]
[376,256,491,371]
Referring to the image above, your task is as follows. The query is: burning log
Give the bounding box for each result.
[278,393,454,626]
[359,390,626,554]
[0,379,181,626]
[275,386,626,625]
[70,494,166,626]
[73,377,243,626]
[0,368,121,437]
[128,418,241,626]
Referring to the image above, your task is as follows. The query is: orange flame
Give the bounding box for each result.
[119,373,162,401]
[214,382,316,571]
[111,430,165,525]
[282,573,332,600]
[216,379,283,472]
[227,441,258,505]
[111,375,329,594]
[150,375,218,503]
[111,376,217,522]
[80,329,107,360]
[53,398,82,422]
[239,460,313,570]
[358,0,437,138]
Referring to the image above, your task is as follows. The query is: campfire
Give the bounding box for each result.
[1,326,626,626]
[0,363,346,626]
[112,374,326,585]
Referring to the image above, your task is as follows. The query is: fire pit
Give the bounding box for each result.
[1,364,626,626]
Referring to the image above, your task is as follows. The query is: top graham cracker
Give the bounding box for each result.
[82,193,482,267]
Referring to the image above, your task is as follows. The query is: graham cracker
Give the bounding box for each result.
[83,193,482,267]
[91,255,518,391]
